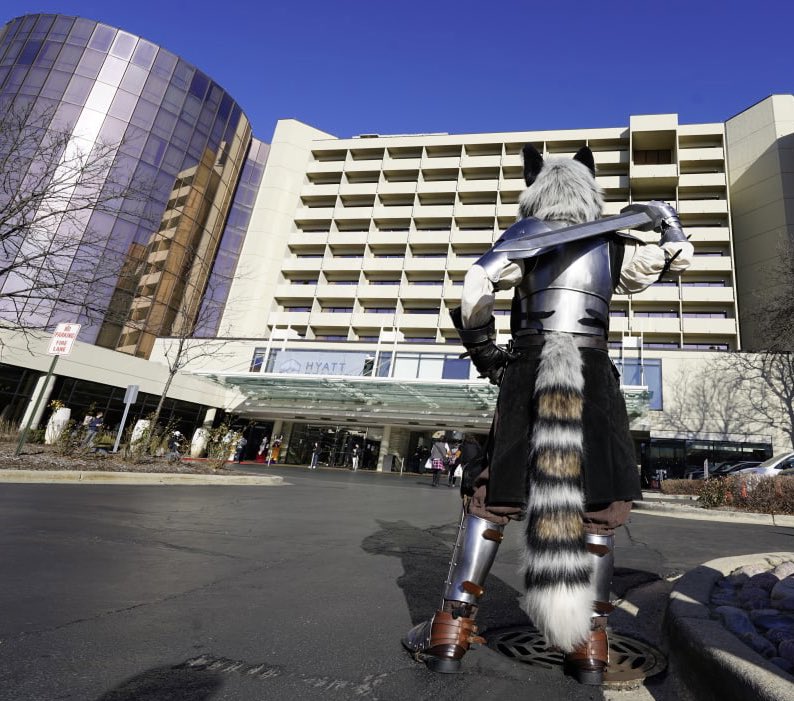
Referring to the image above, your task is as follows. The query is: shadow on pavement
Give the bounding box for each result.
[361,518,527,630]
[94,664,223,701]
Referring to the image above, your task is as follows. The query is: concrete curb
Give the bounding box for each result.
[665,552,794,701]
[0,469,286,486]
[633,500,794,527]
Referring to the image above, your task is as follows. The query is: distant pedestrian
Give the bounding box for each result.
[234,435,248,463]
[309,442,320,469]
[351,444,360,471]
[447,443,462,487]
[256,437,268,463]
[167,431,183,461]
[429,433,449,487]
[83,412,103,448]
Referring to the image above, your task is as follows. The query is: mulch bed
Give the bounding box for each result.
[0,441,248,475]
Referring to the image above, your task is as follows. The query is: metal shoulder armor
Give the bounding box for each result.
[475,218,557,283]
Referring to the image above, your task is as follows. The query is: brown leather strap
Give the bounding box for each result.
[461,581,485,598]
[593,600,615,614]
[482,528,504,542]
[566,627,609,666]
[428,611,483,659]
[586,542,611,556]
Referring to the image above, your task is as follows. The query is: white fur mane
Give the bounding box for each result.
[518,157,603,224]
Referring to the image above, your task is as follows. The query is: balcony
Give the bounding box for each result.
[404,257,448,272]
[416,180,457,194]
[686,227,731,243]
[678,172,726,188]
[629,317,681,334]
[378,180,417,195]
[382,157,421,171]
[682,317,738,335]
[356,284,400,300]
[281,258,323,273]
[421,156,460,170]
[677,200,729,215]
[326,231,368,246]
[413,204,454,219]
[630,163,678,187]
[345,159,382,173]
[301,183,340,198]
[268,311,311,327]
[397,313,440,329]
[678,147,724,162]
[274,284,316,299]
[288,231,328,247]
[294,206,335,222]
[362,258,404,272]
[309,311,353,327]
[338,182,377,196]
[399,283,443,300]
[460,154,501,169]
[680,287,734,303]
[687,256,733,272]
[306,161,345,175]
[372,205,414,221]
[626,285,680,302]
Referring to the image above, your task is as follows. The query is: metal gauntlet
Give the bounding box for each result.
[451,307,515,386]
[648,200,686,243]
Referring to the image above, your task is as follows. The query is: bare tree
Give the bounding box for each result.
[0,101,154,338]
[114,230,242,432]
[723,352,794,449]
[759,237,794,353]
[660,362,756,439]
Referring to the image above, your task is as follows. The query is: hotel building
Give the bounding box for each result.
[1,14,791,476]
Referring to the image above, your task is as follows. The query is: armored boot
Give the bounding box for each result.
[402,513,504,673]
[563,533,614,685]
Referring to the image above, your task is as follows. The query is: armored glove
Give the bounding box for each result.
[623,200,687,243]
[451,307,516,386]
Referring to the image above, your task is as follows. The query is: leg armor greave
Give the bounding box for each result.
[442,514,505,606]
[564,532,615,686]
[402,513,505,673]
[586,533,615,616]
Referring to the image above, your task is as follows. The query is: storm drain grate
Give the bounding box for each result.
[485,626,667,687]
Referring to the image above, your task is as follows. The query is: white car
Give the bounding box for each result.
[734,452,794,476]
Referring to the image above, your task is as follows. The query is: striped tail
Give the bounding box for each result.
[520,332,594,652]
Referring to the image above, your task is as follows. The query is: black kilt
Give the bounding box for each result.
[486,346,641,509]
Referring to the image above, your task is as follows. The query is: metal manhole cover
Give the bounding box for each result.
[485,625,667,687]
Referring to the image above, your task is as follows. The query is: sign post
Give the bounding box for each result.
[113,384,139,453]
[15,323,81,456]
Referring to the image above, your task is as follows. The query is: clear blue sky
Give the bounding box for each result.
[4,1,793,141]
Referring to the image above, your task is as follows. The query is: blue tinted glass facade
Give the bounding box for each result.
[0,14,253,357]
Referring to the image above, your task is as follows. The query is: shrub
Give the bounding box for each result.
[737,475,794,516]
[660,479,701,496]
[53,420,86,456]
[698,476,736,508]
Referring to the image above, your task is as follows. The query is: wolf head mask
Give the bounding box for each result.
[517,145,603,225]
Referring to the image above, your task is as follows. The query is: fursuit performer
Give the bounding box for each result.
[403,144,693,685]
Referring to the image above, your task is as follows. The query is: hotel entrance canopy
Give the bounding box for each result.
[197,372,499,428]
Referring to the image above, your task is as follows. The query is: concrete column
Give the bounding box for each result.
[278,421,293,460]
[202,407,217,427]
[375,425,391,472]
[18,373,57,430]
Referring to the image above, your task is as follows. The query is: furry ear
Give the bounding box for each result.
[522,144,544,186]
[573,146,596,177]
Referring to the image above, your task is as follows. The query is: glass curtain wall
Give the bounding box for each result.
[0,14,252,356]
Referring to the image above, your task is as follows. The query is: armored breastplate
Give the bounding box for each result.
[512,236,614,337]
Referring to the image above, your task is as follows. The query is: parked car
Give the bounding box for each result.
[711,460,762,477]
[734,452,794,476]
